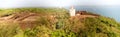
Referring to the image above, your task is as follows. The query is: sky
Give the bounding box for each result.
[0,0,120,8]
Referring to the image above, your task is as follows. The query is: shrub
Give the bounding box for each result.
[0,23,20,37]
[51,30,77,37]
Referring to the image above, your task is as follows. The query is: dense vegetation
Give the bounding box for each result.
[0,8,120,37]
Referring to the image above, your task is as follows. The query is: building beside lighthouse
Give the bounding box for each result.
[69,6,76,16]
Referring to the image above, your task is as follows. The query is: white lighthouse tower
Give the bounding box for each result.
[69,6,76,16]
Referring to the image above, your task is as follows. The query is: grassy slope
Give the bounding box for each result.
[0,8,120,37]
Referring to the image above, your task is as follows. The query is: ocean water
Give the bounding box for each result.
[65,6,120,22]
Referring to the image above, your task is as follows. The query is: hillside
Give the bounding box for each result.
[0,8,120,37]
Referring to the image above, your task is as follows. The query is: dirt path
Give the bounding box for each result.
[78,15,97,18]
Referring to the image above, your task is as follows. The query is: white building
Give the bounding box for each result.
[69,6,76,16]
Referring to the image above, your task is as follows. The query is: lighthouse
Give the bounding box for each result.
[69,6,76,16]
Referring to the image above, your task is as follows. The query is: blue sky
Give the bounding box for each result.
[0,0,120,8]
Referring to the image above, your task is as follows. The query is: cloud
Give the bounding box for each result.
[0,0,120,8]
